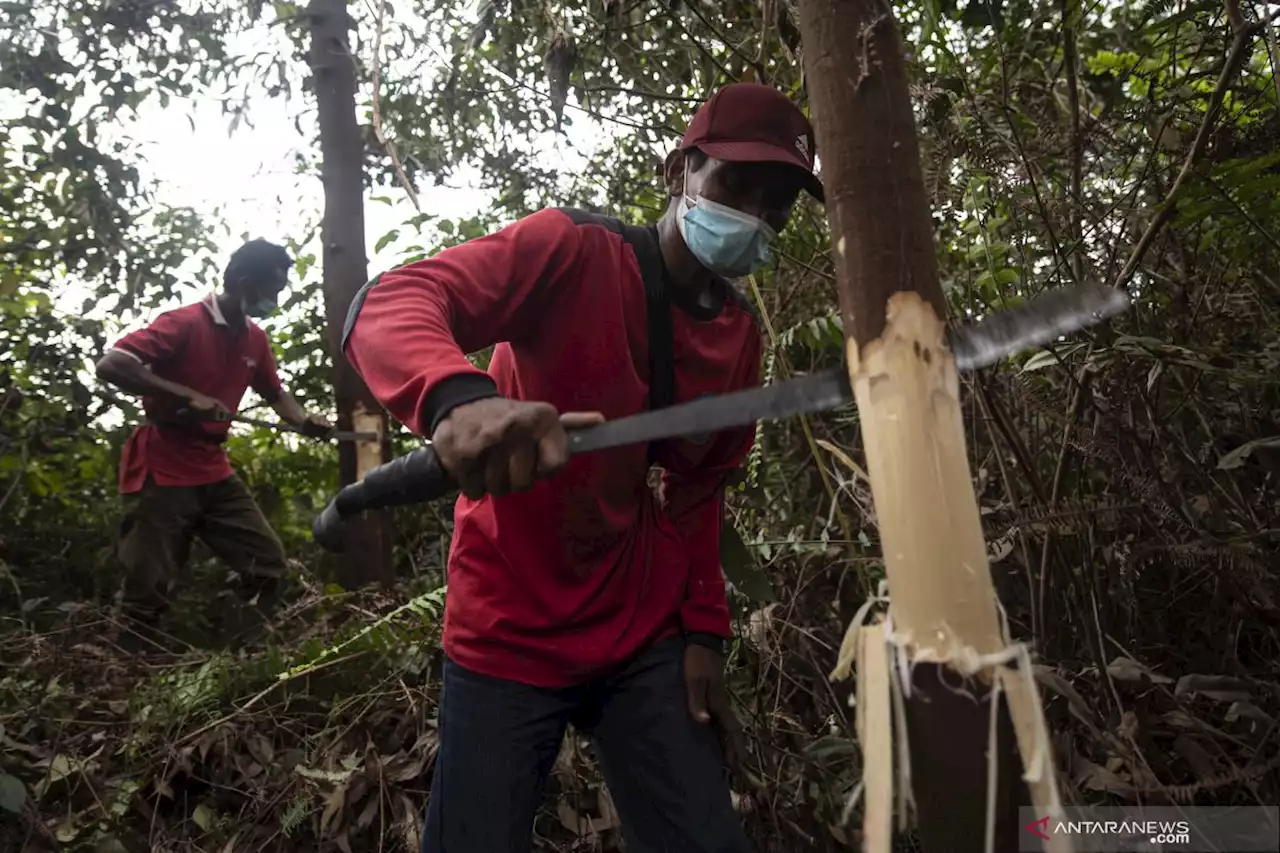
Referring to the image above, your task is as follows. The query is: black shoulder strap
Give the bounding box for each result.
[554,210,675,445]
[629,224,675,413]
[341,273,381,354]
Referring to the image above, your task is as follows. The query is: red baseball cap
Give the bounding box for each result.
[680,83,824,202]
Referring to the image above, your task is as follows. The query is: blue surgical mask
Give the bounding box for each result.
[676,192,777,278]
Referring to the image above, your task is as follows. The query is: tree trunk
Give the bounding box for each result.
[794,0,1068,850]
[308,0,394,588]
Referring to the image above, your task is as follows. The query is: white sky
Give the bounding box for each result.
[5,12,624,429]
[51,14,615,335]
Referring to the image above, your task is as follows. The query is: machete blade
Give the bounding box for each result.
[567,282,1130,456]
[948,281,1131,371]
[568,368,851,455]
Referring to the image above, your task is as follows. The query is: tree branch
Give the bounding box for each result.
[1062,0,1085,283]
[1111,4,1274,290]
[369,0,421,212]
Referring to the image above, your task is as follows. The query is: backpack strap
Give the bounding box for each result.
[554,209,674,464]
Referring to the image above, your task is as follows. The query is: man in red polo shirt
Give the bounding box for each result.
[96,239,332,627]
[344,83,823,852]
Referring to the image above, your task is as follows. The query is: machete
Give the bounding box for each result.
[311,282,1130,551]
[171,407,378,443]
[230,412,379,444]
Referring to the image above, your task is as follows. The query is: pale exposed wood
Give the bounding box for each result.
[857,623,894,853]
[352,402,383,482]
[843,293,1071,850]
[1000,667,1073,853]
[795,0,1068,841]
[850,292,1004,658]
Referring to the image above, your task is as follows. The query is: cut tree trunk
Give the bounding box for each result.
[794,0,1068,850]
[308,0,394,588]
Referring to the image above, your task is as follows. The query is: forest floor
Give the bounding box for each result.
[1,561,1277,853]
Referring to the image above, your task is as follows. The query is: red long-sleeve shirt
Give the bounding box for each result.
[344,208,761,687]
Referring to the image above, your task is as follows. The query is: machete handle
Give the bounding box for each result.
[311,445,457,552]
[174,405,232,422]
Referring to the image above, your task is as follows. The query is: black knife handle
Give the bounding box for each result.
[311,445,457,552]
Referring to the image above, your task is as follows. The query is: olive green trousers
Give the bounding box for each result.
[117,474,287,618]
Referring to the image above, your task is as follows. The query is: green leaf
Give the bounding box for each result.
[0,268,21,299]
[720,520,775,603]
[1020,350,1060,372]
[1020,343,1086,372]
[44,754,75,785]
[0,773,26,813]
[295,252,316,281]
[803,734,859,763]
[967,241,1010,261]
[55,820,78,843]
[192,802,216,831]
[374,229,400,253]
[1086,49,1143,76]
[976,268,1020,290]
[1217,436,1280,471]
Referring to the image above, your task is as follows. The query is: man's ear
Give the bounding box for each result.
[661,149,685,198]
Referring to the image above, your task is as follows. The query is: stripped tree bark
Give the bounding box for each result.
[794,0,1069,850]
[308,0,394,587]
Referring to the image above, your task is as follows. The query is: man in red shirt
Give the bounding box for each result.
[96,239,332,628]
[344,83,823,853]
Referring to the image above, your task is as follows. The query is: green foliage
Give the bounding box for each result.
[129,654,236,741]
[0,772,26,814]
[279,584,446,678]
[720,519,776,608]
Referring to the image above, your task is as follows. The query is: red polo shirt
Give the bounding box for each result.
[344,208,762,687]
[110,295,284,494]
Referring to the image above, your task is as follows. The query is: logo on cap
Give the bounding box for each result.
[795,135,811,164]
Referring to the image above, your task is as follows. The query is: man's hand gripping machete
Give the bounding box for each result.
[312,282,1131,552]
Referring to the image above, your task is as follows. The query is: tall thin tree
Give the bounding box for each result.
[308,0,393,587]
[794,0,1069,849]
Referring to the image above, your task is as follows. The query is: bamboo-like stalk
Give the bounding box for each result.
[794,0,1069,849]
[352,401,384,481]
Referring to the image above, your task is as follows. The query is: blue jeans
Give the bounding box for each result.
[421,635,751,853]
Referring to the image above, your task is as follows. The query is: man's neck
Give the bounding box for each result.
[656,210,718,301]
[215,292,247,328]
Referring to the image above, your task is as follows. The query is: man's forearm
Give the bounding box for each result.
[98,357,198,405]
[270,392,308,427]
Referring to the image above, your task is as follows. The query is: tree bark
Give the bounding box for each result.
[308,0,394,588]
[795,0,1067,850]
